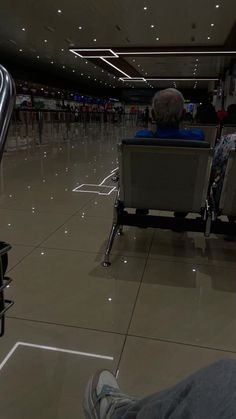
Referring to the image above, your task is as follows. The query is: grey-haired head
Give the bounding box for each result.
[152,88,185,129]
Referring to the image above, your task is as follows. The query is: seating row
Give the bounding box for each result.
[103,138,236,266]
[182,124,236,147]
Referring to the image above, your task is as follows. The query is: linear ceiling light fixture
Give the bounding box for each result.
[101,57,131,78]
[120,77,219,81]
[69,48,119,58]
[69,47,230,81]
[119,77,146,82]
[117,51,236,55]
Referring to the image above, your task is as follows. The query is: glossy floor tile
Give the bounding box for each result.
[0,186,92,214]
[42,214,154,257]
[0,209,70,246]
[130,258,236,351]
[7,248,145,333]
[82,195,115,218]
[150,229,236,266]
[149,229,209,263]
[117,336,236,397]
[7,244,34,271]
[0,318,124,419]
[1,122,236,416]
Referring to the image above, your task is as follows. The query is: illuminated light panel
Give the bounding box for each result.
[147,77,219,81]
[120,77,146,82]
[101,57,131,78]
[69,48,119,58]
[117,51,236,55]
[120,77,219,81]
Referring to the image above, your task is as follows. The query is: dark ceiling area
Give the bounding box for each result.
[0,0,235,101]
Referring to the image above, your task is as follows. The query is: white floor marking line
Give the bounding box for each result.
[0,341,114,372]
[72,167,118,195]
[18,342,114,360]
[73,185,116,196]
[0,342,19,371]
[99,167,118,186]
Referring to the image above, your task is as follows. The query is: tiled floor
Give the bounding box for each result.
[1,122,236,418]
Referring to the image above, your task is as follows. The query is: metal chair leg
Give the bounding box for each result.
[102,223,119,267]
[205,214,212,237]
[117,225,123,236]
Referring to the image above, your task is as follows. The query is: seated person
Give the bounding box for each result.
[85,360,236,419]
[223,104,236,125]
[217,107,228,123]
[196,97,218,124]
[136,88,205,140]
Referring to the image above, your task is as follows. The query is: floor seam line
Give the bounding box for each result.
[115,229,155,374]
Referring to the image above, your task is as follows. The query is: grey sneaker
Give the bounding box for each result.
[84,370,136,419]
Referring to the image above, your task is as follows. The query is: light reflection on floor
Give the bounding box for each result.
[0,121,236,418]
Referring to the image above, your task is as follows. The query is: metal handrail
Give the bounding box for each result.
[0,65,15,336]
[0,65,16,161]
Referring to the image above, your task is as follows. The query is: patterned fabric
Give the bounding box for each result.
[212,133,236,205]
[213,133,236,176]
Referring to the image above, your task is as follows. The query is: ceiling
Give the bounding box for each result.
[0,0,235,92]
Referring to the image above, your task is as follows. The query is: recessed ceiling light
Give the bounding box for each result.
[78,26,83,30]
[81,73,83,75]
[211,23,215,27]
[196,58,199,62]
[61,48,64,51]
[143,6,147,10]
[138,64,140,67]
[207,36,211,40]
[19,48,23,52]
[44,39,48,43]
[72,69,75,72]
[151,24,155,28]
[93,38,97,42]
[85,61,88,64]
[57,9,62,13]
[51,61,54,64]
[156,37,160,41]
[37,55,40,59]
[132,59,135,62]
[215,4,220,8]
[22,27,26,31]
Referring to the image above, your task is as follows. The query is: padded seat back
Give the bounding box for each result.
[189,125,219,147]
[119,139,212,213]
[221,125,236,137]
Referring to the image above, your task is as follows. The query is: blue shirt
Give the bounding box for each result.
[135,127,205,141]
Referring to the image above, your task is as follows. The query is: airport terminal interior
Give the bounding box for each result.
[1,0,236,417]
